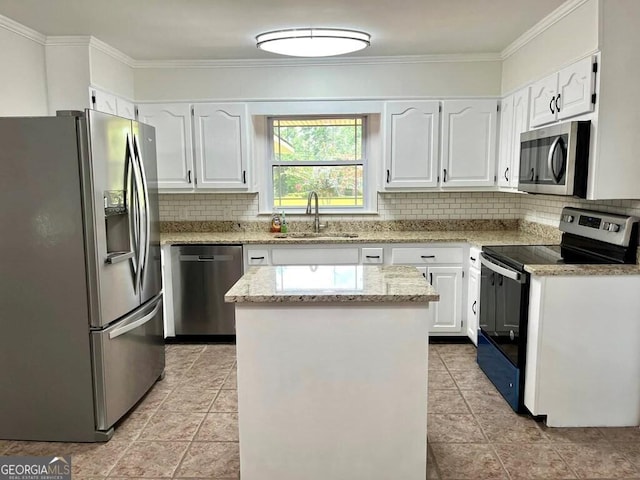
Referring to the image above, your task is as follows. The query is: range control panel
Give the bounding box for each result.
[560,207,638,247]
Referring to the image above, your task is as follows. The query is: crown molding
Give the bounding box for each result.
[46,35,135,67]
[0,13,46,44]
[501,0,591,59]
[133,52,502,69]
[88,37,136,67]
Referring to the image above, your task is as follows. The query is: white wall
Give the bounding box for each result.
[45,44,91,114]
[90,46,134,99]
[501,0,599,94]
[0,21,48,116]
[135,60,502,101]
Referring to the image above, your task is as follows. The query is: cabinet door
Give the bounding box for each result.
[557,56,595,120]
[497,95,514,188]
[466,267,480,345]
[193,103,249,189]
[116,98,136,120]
[441,100,497,188]
[384,101,440,188]
[427,265,463,333]
[90,88,117,115]
[137,103,194,189]
[529,73,558,127]
[510,88,530,188]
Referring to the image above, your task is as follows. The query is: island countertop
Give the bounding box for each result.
[224,264,440,304]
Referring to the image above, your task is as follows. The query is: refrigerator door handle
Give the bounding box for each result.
[133,134,151,292]
[108,297,162,339]
[127,134,144,295]
[125,135,139,286]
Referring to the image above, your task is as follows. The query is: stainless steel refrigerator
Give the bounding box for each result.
[0,110,164,442]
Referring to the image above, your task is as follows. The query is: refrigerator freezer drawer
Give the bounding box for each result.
[92,294,165,431]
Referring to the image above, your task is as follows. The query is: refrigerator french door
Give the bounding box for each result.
[0,110,164,442]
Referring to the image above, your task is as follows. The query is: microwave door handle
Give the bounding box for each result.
[480,253,524,283]
[547,136,563,184]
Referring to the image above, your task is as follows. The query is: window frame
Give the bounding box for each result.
[265,114,370,214]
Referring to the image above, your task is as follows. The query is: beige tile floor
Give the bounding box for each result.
[1,343,639,479]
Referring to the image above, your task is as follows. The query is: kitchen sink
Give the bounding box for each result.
[273,232,359,239]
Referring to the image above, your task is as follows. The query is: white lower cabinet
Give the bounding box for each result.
[465,247,481,345]
[466,266,480,345]
[390,245,464,335]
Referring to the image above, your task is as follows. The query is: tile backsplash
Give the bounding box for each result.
[159,191,640,226]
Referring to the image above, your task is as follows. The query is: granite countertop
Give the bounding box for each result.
[224,265,440,304]
[524,263,640,276]
[161,222,640,277]
[160,229,554,248]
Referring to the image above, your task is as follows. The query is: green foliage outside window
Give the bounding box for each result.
[271,117,365,208]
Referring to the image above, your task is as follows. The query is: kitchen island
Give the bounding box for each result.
[225,264,438,480]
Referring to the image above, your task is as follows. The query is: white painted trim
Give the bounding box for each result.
[89,37,136,67]
[501,0,591,60]
[0,13,46,44]
[133,53,502,69]
[45,35,92,47]
[45,35,135,67]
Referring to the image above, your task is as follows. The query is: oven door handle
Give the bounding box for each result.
[480,253,525,283]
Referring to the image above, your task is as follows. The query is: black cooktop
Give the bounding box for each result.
[483,245,562,271]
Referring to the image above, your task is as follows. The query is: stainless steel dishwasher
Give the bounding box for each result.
[171,245,243,335]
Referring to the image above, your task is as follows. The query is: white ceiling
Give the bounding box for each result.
[0,0,566,61]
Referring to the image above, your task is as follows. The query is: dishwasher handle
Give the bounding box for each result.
[179,254,235,262]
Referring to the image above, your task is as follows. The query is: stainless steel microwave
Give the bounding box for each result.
[518,121,590,197]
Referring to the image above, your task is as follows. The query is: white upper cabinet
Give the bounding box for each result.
[137,103,194,189]
[497,95,514,188]
[529,73,558,128]
[90,87,135,120]
[498,88,529,189]
[384,101,440,189]
[116,98,136,120]
[90,88,117,116]
[193,103,249,190]
[529,56,595,128]
[441,99,497,188]
[557,57,596,121]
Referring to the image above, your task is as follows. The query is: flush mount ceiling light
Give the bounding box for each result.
[256,28,371,57]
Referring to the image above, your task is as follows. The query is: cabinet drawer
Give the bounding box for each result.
[391,247,462,265]
[271,247,359,265]
[246,249,269,265]
[362,248,383,264]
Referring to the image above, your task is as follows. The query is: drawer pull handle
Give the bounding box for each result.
[421,255,436,259]
[250,256,265,260]
[470,256,476,262]
[366,255,381,259]
[472,300,477,315]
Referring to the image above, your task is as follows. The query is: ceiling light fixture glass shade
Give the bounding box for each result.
[256,28,371,57]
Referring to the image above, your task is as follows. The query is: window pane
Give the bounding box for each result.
[273,118,363,162]
[272,165,363,208]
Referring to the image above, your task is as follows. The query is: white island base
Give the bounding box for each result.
[234,302,430,480]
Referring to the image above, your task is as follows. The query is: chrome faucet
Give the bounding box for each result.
[305,191,327,233]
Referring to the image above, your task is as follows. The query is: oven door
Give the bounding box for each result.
[479,253,528,368]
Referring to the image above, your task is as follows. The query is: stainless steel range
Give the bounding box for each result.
[477,207,639,412]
